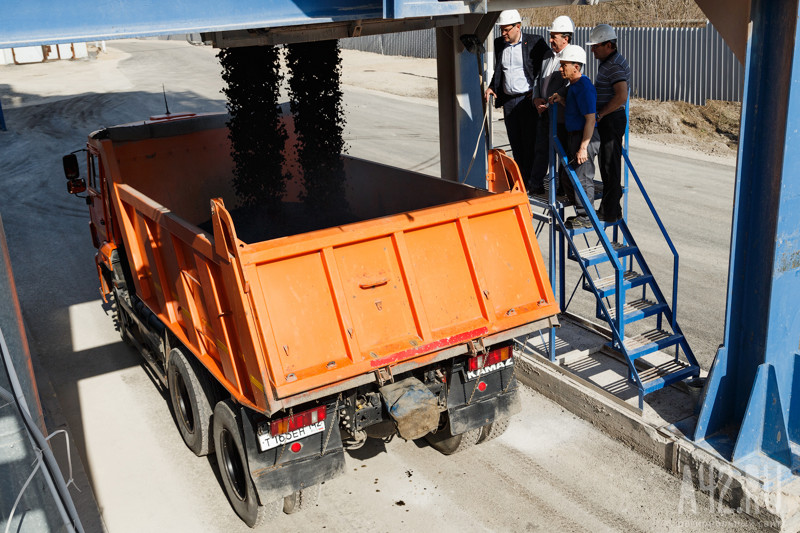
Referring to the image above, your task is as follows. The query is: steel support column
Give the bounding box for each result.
[436,15,494,186]
[693,0,800,486]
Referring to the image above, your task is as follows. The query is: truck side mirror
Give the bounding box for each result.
[63,153,86,194]
[63,153,80,180]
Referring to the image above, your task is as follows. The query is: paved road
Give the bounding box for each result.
[0,40,754,532]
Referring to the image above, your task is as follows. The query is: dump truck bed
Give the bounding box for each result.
[92,112,559,415]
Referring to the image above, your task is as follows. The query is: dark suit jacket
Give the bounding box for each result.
[534,47,569,101]
[489,32,549,108]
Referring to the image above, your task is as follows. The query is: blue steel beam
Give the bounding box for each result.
[0,0,484,48]
[1,0,383,47]
[692,0,800,486]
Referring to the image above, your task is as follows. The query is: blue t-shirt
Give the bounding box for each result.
[565,75,597,132]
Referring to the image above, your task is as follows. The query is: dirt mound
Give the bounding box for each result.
[630,98,740,158]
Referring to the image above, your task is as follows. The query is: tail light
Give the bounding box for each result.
[467,345,512,372]
[270,405,326,437]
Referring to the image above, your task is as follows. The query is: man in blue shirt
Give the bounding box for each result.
[587,24,631,223]
[549,45,600,229]
[485,10,548,192]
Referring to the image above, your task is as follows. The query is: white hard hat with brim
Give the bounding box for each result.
[496,10,522,26]
[560,44,586,65]
[586,24,617,46]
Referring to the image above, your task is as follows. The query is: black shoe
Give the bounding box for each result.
[565,216,591,229]
[599,212,622,224]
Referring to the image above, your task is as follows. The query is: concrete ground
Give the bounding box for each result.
[0,40,760,532]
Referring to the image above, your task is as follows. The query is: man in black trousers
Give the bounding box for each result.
[485,10,548,192]
[586,24,631,222]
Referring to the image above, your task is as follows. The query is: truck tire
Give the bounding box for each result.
[213,400,281,528]
[424,416,483,455]
[168,347,213,456]
[111,287,132,346]
[283,484,321,514]
[478,417,509,444]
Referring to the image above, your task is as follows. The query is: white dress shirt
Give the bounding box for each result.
[501,41,530,96]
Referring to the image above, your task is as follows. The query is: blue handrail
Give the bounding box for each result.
[548,107,627,343]
[621,150,680,330]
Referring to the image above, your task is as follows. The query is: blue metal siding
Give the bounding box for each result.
[2,0,429,47]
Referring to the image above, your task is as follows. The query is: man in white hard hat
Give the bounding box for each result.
[530,15,575,195]
[586,24,631,223]
[549,44,600,229]
[485,10,548,191]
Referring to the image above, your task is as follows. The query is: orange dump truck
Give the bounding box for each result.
[64,111,559,526]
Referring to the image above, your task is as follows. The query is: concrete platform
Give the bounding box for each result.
[515,315,800,533]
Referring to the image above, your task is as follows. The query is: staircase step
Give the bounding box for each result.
[562,218,622,236]
[623,329,683,360]
[588,270,652,298]
[603,298,667,324]
[638,360,700,394]
[570,242,636,266]
[564,223,595,236]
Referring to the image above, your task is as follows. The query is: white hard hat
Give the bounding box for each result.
[559,44,586,65]
[496,10,522,26]
[586,24,617,46]
[549,15,575,34]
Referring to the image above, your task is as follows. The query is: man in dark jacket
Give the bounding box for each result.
[485,10,548,192]
[530,15,575,195]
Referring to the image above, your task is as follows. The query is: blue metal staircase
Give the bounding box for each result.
[539,109,700,410]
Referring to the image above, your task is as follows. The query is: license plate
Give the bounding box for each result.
[258,421,325,452]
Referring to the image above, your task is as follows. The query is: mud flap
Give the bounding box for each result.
[240,405,346,504]
[380,377,440,440]
[448,389,521,435]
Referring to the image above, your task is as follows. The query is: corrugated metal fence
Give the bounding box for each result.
[341,23,743,104]
[341,28,437,59]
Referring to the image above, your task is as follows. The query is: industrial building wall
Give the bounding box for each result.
[0,216,65,532]
[340,23,743,105]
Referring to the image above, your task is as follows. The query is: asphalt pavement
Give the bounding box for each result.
[0,39,755,532]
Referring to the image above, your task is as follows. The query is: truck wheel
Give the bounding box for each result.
[424,417,483,455]
[478,417,509,444]
[213,400,281,528]
[168,348,213,456]
[111,287,132,346]
[283,484,321,514]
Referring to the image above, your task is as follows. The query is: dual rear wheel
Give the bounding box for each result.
[167,356,316,527]
[425,415,509,455]
[212,401,320,526]
[213,400,282,528]
[167,348,214,456]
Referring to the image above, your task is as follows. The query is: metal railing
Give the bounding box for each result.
[547,107,629,352]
